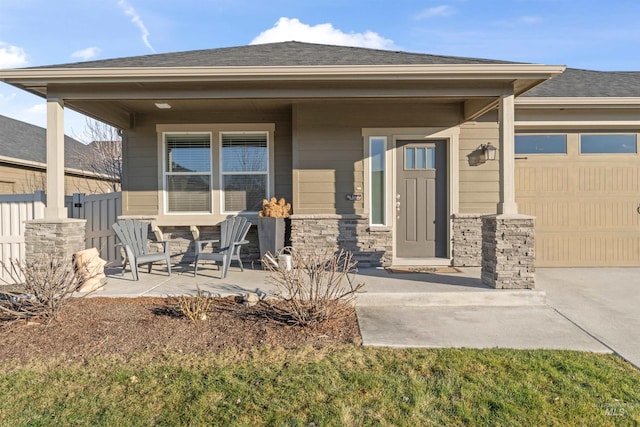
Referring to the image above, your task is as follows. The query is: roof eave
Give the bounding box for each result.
[516,97,640,108]
[0,64,566,87]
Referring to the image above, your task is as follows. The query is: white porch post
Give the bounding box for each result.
[497,92,518,215]
[45,97,68,219]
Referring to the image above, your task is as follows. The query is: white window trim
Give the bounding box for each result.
[156,123,275,224]
[162,131,213,215]
[219,130,271,215]
[367,136,388,227]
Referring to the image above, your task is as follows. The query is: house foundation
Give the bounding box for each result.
[481,214,535,289]
[24,219,86,263]
[290,214,392,267]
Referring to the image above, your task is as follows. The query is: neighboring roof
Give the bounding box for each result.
[0,115,92,169]
[29,41,520,69]
[523,68,640,97]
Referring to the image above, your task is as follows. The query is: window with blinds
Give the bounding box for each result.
[164,133,211,213]
[221,132,268,212]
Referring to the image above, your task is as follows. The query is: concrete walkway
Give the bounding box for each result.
[93,264,640,367]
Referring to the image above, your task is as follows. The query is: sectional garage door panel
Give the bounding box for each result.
[534,233,640,267]
[516,149,640,267]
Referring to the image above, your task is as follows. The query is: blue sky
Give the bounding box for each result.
[1,0,640,141]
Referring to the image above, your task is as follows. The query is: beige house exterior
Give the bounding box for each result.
[1,42,638,283]
[0,115,118,194]
[0,159,112,195]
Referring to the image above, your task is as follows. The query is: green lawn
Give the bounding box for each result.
[1,346,639,426]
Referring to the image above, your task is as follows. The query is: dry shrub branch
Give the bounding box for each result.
[0,257,81,324]
[176,285,214,322]
[259,248,365,326]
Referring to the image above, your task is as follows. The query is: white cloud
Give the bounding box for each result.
[416,5,456,19]
[71,47,101,61]
[117,0,155,52]
[0,89,46,128]
[518,16,542,24]
[0,91,17,106]
[0,42,28,68]
[251,17,395,50]
[27,104,46,115]
[0,88,93,141]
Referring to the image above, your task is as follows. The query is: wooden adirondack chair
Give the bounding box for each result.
[112,219,172,281]
[194,217,251,279]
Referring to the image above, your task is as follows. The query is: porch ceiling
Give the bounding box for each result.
[55,79,515,129]
[66,97,496,130]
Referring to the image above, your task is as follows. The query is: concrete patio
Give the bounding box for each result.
[95,262,279,299]
[93,263,543,306]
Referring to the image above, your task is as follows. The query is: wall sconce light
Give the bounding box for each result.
[482,143,497,161]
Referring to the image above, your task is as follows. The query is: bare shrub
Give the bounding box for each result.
[259,248,365,326]
[72,118,122,192]
[0,257,81,324]
[176,285,214,323]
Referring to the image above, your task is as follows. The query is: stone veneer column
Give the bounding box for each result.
[451,214,483,267]
[290,214,392,267]
[24,219,87,264]
[481,214,535,289]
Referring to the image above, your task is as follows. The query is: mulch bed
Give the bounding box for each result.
[0,297,361,363]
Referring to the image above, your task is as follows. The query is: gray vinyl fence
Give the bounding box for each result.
[0,191,122,283]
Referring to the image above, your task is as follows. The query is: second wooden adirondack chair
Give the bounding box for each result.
[194,217,251,279]
[112,219,172,281]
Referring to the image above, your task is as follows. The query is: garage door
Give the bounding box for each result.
[515,133,640,267]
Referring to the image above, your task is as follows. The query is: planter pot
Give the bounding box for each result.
[257,217,285,259]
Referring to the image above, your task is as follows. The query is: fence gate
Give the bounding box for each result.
[66,192,122,265]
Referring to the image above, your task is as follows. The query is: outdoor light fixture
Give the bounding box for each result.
[154,102,172,109]
[482,142,497,161]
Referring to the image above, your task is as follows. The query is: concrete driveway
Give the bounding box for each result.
[356,267,640,368]
[537,268,640,368]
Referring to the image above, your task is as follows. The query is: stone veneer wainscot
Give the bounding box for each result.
[290,214,392,267]
[451,213,483,267]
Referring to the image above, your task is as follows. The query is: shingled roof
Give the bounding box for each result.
[30,41,517,69]
[0,115,92,169]
[522,68,640,97]
[21,41,640,99]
